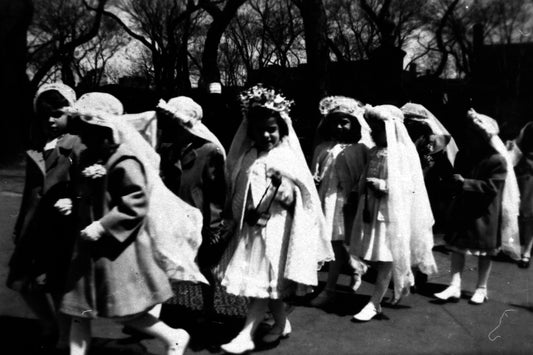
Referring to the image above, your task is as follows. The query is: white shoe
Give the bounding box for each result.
[262,318,292,343]
[434,285,461,302]
[352,302,382,322]
[167,328,190,355]
[469,288,488,305]
[220,336,255,354]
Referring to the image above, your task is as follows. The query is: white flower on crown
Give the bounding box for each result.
[240,84,293,117]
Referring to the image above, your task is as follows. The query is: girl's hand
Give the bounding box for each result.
[80,221,106,242]
[366,178,387,196]
[275,179,295,207]
[54,198,73,216]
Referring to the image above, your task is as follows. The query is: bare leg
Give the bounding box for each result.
[311,242,347,306]
[434,252,463,301]
[521,222,533,258]
[235,298,268,341]
[268,299,287,331]
[70,317,91,355]
[369,262,392,307]
[120,312,189,355]
[476,256,492,289]
[450,252,465,288]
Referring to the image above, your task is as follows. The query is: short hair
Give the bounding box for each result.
[247,105,289,138]
[319,112,361,143]
[35,90,70,116]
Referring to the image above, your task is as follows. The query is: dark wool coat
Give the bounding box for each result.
[159,138,225,267]
[515,152,533,221]
[7,134,82,295]
[60,145,172,319]
[445,149,507,252]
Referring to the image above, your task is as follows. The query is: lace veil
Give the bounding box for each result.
[366,105,437,300]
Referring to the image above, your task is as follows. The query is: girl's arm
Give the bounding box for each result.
[458,155,507,199]
[98,157,149,242]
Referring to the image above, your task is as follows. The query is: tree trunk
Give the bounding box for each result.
[295,0,329,111]
[200,0,246,88]
[0,0,33,163]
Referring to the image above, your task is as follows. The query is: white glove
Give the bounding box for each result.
[80,221,106,242]
[54,198,73,216]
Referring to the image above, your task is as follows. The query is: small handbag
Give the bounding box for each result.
[244,172,282,227]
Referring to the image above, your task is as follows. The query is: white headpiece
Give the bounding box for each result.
[157,96,225,158]
[33,82,77,112]
[318,96,373,146]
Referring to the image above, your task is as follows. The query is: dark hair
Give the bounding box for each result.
[318,112,361,143]
[247,105,289,138]
[29,90,71,149]
[35,90,69,116]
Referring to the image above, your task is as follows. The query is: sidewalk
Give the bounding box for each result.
[1,169,532,355]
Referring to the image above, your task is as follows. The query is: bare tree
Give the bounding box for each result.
[94,0,203,95]
[27,0,108,89]
[415,0,532,78]
[293,0,329,109]
[199,0,247,86]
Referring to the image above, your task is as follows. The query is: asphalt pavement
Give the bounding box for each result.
[1,164,532,355]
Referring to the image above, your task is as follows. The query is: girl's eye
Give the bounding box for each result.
[50,111,63,118]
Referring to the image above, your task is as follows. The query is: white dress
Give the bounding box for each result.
[220,148,297,299]
[312,141,368,242]
[350,147,393,262]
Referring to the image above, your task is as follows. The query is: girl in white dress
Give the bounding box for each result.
[349,105,437,322]
[218,85,333,353]
[310,96,372,306]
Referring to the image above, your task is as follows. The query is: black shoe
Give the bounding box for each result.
[518,256,530,269]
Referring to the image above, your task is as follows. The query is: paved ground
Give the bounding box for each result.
[1,164,532,355]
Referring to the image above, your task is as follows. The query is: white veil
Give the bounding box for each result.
[225,86,334,286]
[65,93,208,284]
[366,105,437,300]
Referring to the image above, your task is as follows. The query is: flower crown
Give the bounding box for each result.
[240,84,293,117]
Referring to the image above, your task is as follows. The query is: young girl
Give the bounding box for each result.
[310,96,371,306]
[435,109,518,304]
[6,83,80,351]
[60,92,206,355]
[349,105,437,322]
[218,85,333,353]
[514,122,533,268]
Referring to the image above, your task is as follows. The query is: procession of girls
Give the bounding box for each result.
[6,82,530,355]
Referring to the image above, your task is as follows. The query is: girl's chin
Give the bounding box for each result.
[258,141,280,152]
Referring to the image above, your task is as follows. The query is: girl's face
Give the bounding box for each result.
[250,115,281,152]
[47,110,69,136]
[329,113,355,142]
[369,119,387,147]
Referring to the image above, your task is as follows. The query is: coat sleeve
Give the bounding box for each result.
[99,157,148,242]
[461,154,507,198]
[13,157,39,240]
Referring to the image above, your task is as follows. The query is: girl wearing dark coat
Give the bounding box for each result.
[61,93,191,355]
[514,122,533,268]
[6,83,80,350]
[436,109,508,305]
